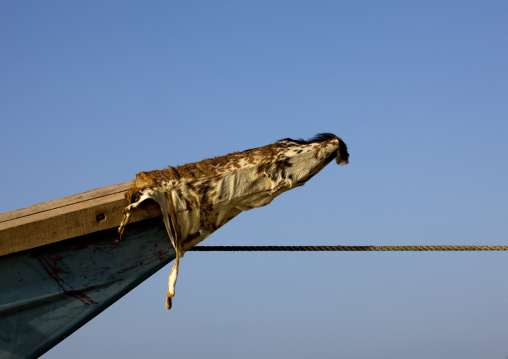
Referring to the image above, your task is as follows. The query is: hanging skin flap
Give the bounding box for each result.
[118,133,349,309]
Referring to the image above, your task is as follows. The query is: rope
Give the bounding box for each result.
[190,245,508,252]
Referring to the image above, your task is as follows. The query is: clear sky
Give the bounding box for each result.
[1,1,508,358]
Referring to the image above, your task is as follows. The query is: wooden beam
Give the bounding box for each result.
[0,181,162,257]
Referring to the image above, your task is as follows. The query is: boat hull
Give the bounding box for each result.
[0,218,174,359]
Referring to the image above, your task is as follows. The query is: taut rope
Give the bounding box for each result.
[190,245,508,252]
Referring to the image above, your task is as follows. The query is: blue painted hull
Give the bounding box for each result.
[0,218,174,359]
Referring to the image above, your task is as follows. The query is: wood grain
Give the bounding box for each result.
[0,181,162,256]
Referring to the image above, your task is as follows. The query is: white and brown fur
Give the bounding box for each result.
[118,133,349,309]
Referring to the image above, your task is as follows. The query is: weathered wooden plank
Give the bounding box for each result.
[0,181,162,257]
[0,182,132,223]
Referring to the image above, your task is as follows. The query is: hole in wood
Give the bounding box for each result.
[96,213,106,223]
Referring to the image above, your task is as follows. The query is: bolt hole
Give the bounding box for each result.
[96,213,106,223]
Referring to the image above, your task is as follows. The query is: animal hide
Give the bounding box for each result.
[118,133,349,309]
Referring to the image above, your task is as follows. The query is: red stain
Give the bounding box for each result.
[37,255,99,306]
[116,261,144,274]
[153,250,167,261]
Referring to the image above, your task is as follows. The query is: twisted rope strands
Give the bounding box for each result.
[190,245,508,252]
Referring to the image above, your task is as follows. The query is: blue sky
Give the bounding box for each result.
[1,1,508,358]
